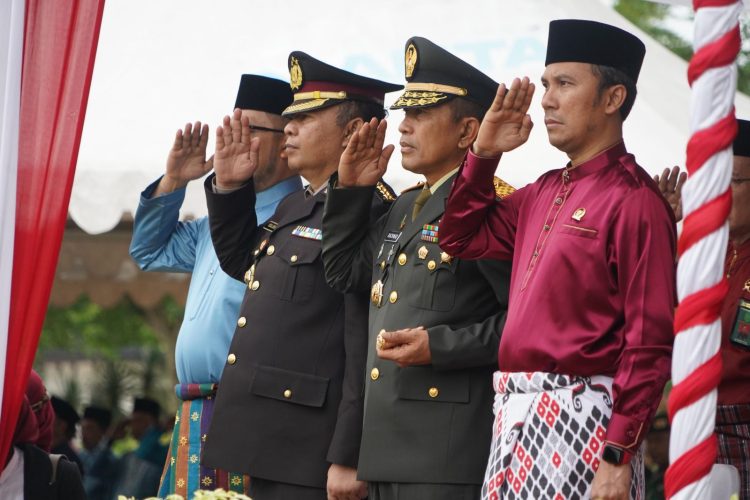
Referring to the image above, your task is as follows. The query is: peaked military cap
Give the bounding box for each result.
[51,396,80,427]
[133,397,161,418]
[282,51,402,116]
[391,36,499,111]
[83,405,112,429]
[545,19,646,83]
[734,119,750,157]
[234,74,293,115]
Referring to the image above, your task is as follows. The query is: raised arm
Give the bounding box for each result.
[130,121,212,272]
[204,109,263,281]
[323,118,394,293]
[440,77,534,260]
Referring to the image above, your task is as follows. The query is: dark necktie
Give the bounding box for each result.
[411,188,431,221]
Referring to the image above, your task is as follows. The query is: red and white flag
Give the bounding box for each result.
[0,0,104,465]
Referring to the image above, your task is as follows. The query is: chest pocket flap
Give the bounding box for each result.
[274,238,321,301]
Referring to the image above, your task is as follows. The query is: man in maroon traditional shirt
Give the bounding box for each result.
[717,118,750,499]
[439,20,677,500]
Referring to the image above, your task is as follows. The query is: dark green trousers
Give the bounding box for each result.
[369,481,481,500]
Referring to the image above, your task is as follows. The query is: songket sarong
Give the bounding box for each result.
[716,403,750,500]
[159,383,250,497]
[482,371,644,500]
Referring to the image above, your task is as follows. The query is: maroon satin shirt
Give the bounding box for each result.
[720,239,750,405]
[440,143,676,453]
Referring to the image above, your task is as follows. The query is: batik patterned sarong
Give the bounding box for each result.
[481,371,644,500]
[158,383,250,497]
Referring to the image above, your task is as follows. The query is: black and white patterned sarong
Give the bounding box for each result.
[481,371,644,500]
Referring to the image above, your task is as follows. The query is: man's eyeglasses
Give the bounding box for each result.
[248,124,285,134]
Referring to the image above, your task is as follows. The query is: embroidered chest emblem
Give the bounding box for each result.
[572,208,586,222]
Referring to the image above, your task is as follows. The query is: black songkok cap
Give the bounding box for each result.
[83,405,112,429]
[391,36,499,111]
[282,51,402,116]
[133,397,161,418]
[545,19,646,83]
[733,119,750,157]
[51,396,80,427]
[234,74,293,115]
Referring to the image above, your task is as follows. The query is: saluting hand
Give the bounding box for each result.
[653,165,686,222]
[156,121,212,195]
[213,108,260,190]
[338,118,394,188]
[376,327,431,367]
[473,77,535,158]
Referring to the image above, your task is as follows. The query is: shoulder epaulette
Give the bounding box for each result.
[375,181,397,202]
[494,176,515,199]
[400,181,425,194]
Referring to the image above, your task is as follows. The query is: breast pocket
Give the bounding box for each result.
[410,248,458,312]
[559,223,599,239]
[274,239,321,302]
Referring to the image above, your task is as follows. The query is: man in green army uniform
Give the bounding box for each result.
[322,37,513,499]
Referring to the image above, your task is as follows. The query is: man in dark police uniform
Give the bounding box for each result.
[322,37,513,499]
[201,52,399,500]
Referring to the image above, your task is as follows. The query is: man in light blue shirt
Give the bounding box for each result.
[129,74,301,497]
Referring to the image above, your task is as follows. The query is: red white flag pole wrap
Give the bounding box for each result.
[666,1,742,498]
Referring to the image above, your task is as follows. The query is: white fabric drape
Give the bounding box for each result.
[0,0,24,427]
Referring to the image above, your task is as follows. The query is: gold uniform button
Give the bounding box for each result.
[370,368,380,380]
[389,291,398,303]
[398,253,407,266]
[283,389,292,399]
[251,281,260,291]
[428,387,439,398]
[227,353,237,365]
[290,255,298,263]
[380,260,386,270]
[237,317,247,328]
[267,245,276,256]
[427,260,436,271]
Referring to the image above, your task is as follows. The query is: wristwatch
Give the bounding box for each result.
[601,444,632,465]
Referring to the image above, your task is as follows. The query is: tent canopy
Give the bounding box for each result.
[72,0,750,234]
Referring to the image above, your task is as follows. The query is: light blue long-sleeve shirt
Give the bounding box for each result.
[129,175,302,383]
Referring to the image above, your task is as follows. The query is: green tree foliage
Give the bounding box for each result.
[615,0,749,94]
[38,295,160,358]
[37,295,183,414]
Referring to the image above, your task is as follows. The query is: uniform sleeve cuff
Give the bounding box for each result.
[605,412,645,454]
[464,150,501,185]
[141,176,186,205]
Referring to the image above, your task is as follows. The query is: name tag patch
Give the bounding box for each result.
[262,220,279,233]
[385,231,401,243]
[730,298,750,349]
